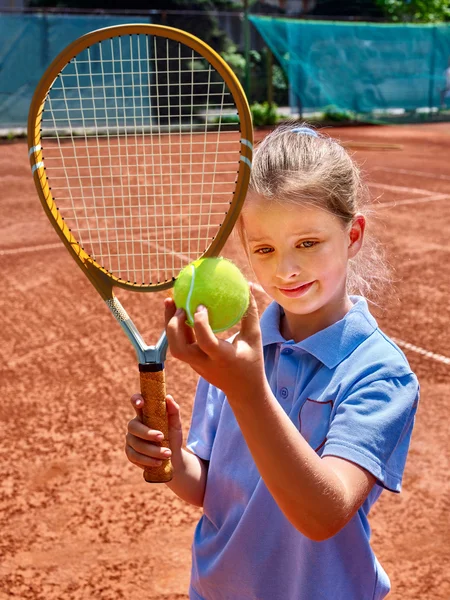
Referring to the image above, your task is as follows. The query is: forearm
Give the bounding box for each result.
[165,447,208,507]
[227,380,350,541]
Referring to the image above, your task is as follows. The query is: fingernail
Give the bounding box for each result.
[175,308,184,316]
[136,399,143,407]
[155,433,164,440]
[162,449,172,457]
[196,305,207,313]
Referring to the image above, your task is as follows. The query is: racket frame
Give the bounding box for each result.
[28,23,252,295]
[28,23,253,481]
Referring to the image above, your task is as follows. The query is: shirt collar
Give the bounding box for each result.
[260,296,378,369]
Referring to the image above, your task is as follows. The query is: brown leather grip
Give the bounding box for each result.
[139,364,173,483]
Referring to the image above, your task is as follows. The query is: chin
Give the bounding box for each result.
[278,296,320,315]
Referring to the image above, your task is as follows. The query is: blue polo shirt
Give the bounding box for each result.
[187,297,419,600]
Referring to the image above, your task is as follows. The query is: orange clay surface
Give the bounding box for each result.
[1,123,449,599]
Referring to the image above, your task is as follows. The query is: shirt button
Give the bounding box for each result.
[280,387,289,399]
[281,348,293,355]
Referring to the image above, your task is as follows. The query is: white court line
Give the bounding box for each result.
[413,242,450,252]
[392,338,450,366]
[373,166,450,183]
[0,226,203,259]
[0,242,62,256]
[1,240,448,368]
[370,182,438,196]
[376,193,450,209]
[250,284,449,368]
[146,241,191,264]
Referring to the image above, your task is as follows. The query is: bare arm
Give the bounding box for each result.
[165,448,208,507]
[227,379,376,541]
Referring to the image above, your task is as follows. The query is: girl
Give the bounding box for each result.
[125,123,419,600]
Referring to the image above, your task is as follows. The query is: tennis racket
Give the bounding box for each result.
[28,24,252,483]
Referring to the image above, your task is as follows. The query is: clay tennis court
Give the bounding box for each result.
[1,123,449,599]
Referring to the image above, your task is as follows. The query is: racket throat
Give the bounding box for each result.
[105,296,168,364]
[122,320,168,365]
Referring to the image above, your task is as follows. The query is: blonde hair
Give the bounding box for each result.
[236,121,391,302]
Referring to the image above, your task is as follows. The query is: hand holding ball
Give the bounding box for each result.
[174,257,249,332]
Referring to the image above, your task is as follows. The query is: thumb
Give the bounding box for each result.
[239,284,261,343]
[165,394,183,452]
[166,394,182,428]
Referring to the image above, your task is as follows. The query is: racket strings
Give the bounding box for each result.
[41,33,242,285]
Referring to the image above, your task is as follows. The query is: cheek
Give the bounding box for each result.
[249,257,273,284]
[250,259,266,280]
[313,244,348,280]
[323,251,349,282]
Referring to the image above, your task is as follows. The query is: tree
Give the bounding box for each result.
[26,0,240,52]
[374,0,450,22]
[309,0,383,18]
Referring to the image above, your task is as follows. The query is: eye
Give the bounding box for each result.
[254,247,273,255]
[298,241,317,249]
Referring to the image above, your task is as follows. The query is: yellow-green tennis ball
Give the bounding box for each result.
[174,257,249,333]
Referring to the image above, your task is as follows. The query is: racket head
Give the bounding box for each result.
[28,24,253,298]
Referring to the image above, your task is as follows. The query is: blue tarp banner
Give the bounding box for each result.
[0,13,147,130]
[250,16,450,119]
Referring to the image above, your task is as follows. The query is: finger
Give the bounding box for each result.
[128,417,166,442]
[126,432,172,459]
[166,307,191,357]
[130,393,144,421]
[167,307,206,362]
[125,443,169,469]
[193,305,221,357]
[181,317,196,345]
[164,296,177,328]
[239,285,261,344]
[165,297,196,344]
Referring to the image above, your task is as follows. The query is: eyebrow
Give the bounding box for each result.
[247,231,324,243]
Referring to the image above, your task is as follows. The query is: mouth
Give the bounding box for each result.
[278,281,315,298]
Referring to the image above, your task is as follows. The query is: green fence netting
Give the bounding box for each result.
[250,16,450,123]
[0,13,148,131]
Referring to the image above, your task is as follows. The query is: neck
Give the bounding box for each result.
[280,294,354,343]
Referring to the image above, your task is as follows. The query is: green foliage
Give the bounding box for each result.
[217,113,240,124]
[27,0,237,53]
[220,46,288,106]
[374,0,450,22]
[248,49,288,106]
[250,101,279,126]
[272,63,288,95]
[28,0,238,10]
[216,102,286,127]
[322,105,357,123]
[221,43,246,81]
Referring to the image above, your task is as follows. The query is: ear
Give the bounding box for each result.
[347,214,366,258]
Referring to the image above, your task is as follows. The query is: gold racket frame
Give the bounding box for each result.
[28,25,253,484]
[28,23,253,300]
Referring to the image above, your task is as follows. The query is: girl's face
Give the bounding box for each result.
[241,196,365,340]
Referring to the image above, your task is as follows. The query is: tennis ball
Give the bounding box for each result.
[174,257,249,333]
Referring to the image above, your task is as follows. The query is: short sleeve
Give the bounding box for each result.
[322,374,419,492]
[186,377,226,461]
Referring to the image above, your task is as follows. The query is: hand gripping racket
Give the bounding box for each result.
[28,24,252,483]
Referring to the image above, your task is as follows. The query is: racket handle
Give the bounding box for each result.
[139,364,173,483]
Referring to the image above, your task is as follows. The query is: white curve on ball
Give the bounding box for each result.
[185,264,197,325]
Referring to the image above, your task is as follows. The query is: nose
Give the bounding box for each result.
[275,253,301,281]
